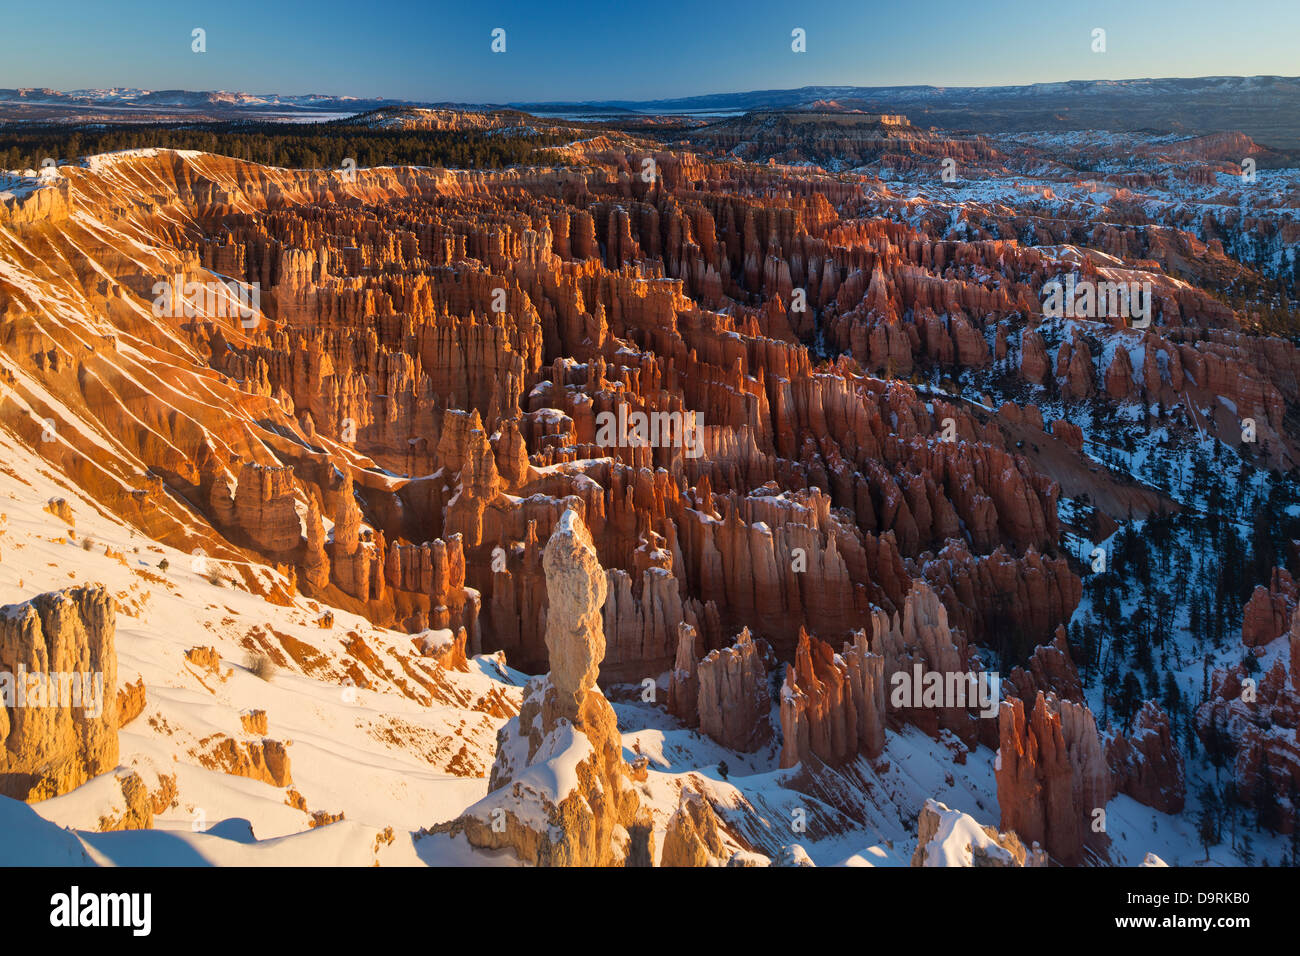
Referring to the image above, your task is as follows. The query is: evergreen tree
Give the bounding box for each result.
[1256,753,1281,832]
[1197,786,1220,861]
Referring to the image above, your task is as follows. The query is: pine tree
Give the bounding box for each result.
[1256,753,1280,832]
[1197,786,1220,862]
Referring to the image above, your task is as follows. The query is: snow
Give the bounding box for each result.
[915,799,1014,867]
[0,798,96,866]
[0,426,520,864]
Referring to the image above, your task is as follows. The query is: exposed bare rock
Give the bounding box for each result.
[1050,419,1084,452]
[302,495,330,591]
[116,676,146,728]
[871,579,981,744]
[329,469,370,601]
[1195,599,1300,833]
[842,628,886,757]
[0,585,118,801]
[98,770,153,832]
[415,627,470,671]
[1105,701,1185,813]
[240,709,269,735]
[996,691,1110,864]
[666,621,701,727]
[542,508,607,715]
[185,645,224,676]
[698,627,773,752]
[660,790,728,867]
[45,497,74,525]
[197,736,292,788]
[780,628,858,767]
[1004,628,1084,704]
[1020,331,1049,384]
[1241,567,1296,647]
[447,509,648,866]
[195,738,292,790]
[232,462,300,556]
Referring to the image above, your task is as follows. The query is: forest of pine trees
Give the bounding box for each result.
[0,121,572,173]
[1069,428,1300,855]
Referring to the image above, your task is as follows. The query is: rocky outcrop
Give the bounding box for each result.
[302,495,330,591]
[1196,597,1300,833]
[1105,701,1185,813]
[0,147,1115,699]
[0,586,118,801]
[7,142,1294,865]
[666,622,701,727]
[116,676,146,728]
[541,509,607,715]
[698,628,773,752]
[1241,567,1296,648]
[231,462,300,557]
[780,630,851,768]
[1003,628,1084,704]
[870,579,984,745]
[240,709,269,735]
[660,790,728,867]
[996,691,1110,864]
[449,509,650,865]
[197,736,292,788]
[329,470,371,601]
[108,770,154,831]
[842,628,887,758]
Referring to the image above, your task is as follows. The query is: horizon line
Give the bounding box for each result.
[4,73,1299,109]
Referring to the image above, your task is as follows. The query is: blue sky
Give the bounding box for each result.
[2,0,1296,103]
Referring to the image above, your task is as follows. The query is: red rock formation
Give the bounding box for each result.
[780,629,852,770]
[3,146,1253,791]
[667,622,701,728]
[697,628,773,753]
[117,677,146,729]
[447,510,650,865]
[1004,628,1084,704]
[1241,567,1296,648]
[1105,702,1185,813]
[660,790,728,867]
[232,462,300,557]
[302,494,330,591]
[870,579,983,744]
[996,691,1109,864]
[1020,331,1049,384]
[1056,330,1095,400]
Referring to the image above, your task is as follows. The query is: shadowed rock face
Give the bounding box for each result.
[698,627,773,753]
[1105,701,1186,814]
[996,690,1110,865]
[0,585,118,800]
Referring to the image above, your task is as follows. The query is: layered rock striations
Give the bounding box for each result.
[0,586,119,801]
